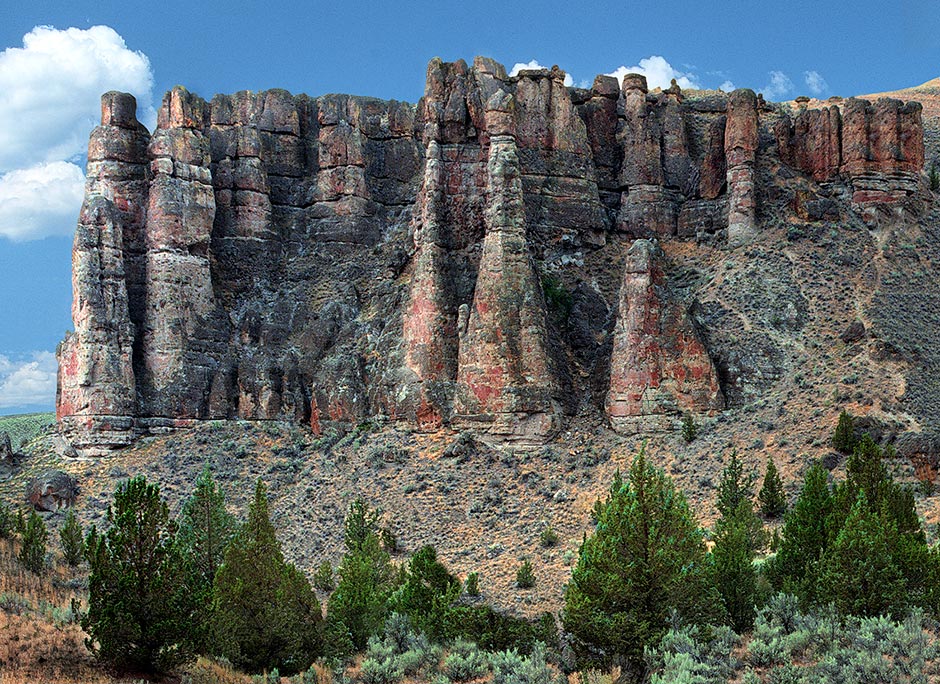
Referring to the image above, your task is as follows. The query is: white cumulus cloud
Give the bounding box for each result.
[0,351,58,410]
[606,56,700,91]
[762,70,795,100]
[0,161,86,241]
[509,60,573,87]
[719,80,736,92]
[0,25,155,241]
[804,70,829,96]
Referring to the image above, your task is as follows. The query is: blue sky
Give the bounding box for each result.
[0,0,937,414]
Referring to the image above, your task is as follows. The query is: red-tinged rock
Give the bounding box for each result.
[454,126,561,443]
[606,240,723,431]
[698,115,727,199]
[725,89,758,247]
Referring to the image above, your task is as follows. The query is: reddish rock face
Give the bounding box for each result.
[454,110,561,442]
[56,92,149,455]
[606,240,723,431]
[725,89,759,247]
[55,57,930,453]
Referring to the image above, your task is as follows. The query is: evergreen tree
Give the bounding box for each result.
[767,462,832,604]
[716,450,756,520]
[562,449,722,673]
[712,500,758,632]
[716,450,765,553]
[212,479,322,675]
[389,544,460,641]
[19,510,47,574]
[820,495,905,617]
[59,509,84,567]
[83,476,195,672]
[832,410,856,454]
[0,501,17,539]
[328,498,396,652]
[681,413,698,443]
[516,558,536,589]
[712,452,767,632]
[177,464,235,650]
[758,457,787,518]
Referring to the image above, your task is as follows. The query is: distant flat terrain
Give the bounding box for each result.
[0,412,55,450]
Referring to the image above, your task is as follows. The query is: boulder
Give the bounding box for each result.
[26,471,79,511]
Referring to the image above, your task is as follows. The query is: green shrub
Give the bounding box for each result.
[541,275,572,320]
[538,525,559,548]
[758,457,787,518]
[19,510,47,574]
[465,572,480,597]
[832,410,856,454]
[681,414,697,443]
[444,639,489,682]
[59,509,83,567]
[314,561,335,592]
[0,501,17,539]
[930,163,939,192]
[516,559,535,589]
[490,642,552,684]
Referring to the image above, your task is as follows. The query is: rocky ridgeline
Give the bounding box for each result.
[57,57,929,454]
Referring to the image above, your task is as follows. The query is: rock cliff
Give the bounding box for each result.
[57,58,932,455]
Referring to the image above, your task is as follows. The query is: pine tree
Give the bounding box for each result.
[716,450,756,520]
[716,450,765,553]
[212,479,322,675]
[19,510,47,574]
[83,476,195,672]
[712,500,759,632]
[390,544,460,641]
[516,558,536,589]
[820,495,905,617]
[59,509,84,567]
[328,498,396,652]
[563,449,723,672]
[766,462,832,604]
[681,413,698,443]
[177,464,235,650]
[832,410,856,454]
[758,457,787,518]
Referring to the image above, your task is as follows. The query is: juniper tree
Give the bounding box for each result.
[212,479,322,675]
[83,476,195,672]
[832,410,856,454]
[758,457,787,518]
[59,509,83,567]
[767,462,832,604]
[328,498,396,651]
[177,464,236,651]
[389,544,460,642]
[820,495,905,617]
[563,449,723,673]
[19,510,47,574]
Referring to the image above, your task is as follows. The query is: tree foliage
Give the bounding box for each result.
[758,457,787,518]
[82,476,195,672]
[212,479,322,675]
[563,449,722,671]
[390,544,460,642]
[19,510,47,574]
[59,509,83,567]
[832,410,856,454]
[328,498,396,652]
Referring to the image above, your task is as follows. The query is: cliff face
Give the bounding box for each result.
[57,58,932,454]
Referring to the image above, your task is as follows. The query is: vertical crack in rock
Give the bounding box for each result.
[57,92,149,454]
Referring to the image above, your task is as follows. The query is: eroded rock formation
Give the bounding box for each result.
[606,240,723,432]
[57,58,930,452]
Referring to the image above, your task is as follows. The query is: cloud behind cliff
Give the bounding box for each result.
[0,351,57,410]
[0,25,155,241]
[509,60,573,86]
[606,56,700,91]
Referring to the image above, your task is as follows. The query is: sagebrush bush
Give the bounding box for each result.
[444,639,489,682]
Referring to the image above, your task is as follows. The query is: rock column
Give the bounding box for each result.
[56,92,149,453]
[454,91,561,443]
[725,89,759,247]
